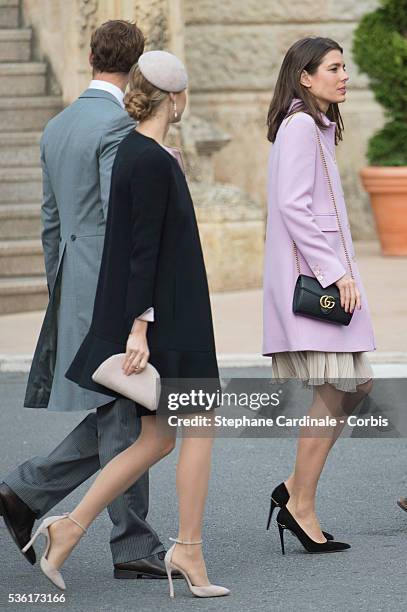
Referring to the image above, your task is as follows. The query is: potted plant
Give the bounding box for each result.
[353,0,407,255]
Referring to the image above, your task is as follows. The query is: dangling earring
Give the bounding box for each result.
[173,101,178,120]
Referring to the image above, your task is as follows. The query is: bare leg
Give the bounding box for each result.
[284,378,373,494]
[171,426,215,586]
[285,379,373,541]
[46,416,175,569]
[44,414,216,587]
[329,378,373,443]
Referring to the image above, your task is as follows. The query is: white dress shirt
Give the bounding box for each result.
[88,79,125,107]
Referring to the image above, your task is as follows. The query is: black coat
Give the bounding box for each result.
[66,130,218,406]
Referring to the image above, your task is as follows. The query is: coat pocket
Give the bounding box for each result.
[314,214,338,232]
[314,213,355,261]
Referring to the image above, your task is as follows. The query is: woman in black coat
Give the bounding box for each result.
[27,51,229,599]
[66,88,219,404]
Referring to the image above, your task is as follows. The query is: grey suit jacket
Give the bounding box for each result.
[24,89,135,411]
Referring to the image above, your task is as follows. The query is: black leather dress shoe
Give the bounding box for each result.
[397,498,407,512]
[114,551,182,579]
[0,483,37,565]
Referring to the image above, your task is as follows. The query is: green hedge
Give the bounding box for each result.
[352,0,407,165]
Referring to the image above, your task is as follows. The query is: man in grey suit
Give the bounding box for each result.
[0,20,174,580]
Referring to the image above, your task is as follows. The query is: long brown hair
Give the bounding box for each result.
[267,37,344,145]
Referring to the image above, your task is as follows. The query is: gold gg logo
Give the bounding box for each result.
[320,295,335,313]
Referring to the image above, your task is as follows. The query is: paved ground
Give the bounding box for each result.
[1,370,407,612]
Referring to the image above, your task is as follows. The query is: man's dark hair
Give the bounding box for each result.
[90,20,145,74]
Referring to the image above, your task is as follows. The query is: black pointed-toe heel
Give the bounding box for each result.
[267,483,334,541]
[276,507,350,555]
[266,496,279,530]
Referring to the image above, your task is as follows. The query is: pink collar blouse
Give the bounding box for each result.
[262,98,376,355]
[159,143,185,173]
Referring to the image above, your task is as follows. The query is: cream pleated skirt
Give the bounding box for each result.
[271,351,373,393]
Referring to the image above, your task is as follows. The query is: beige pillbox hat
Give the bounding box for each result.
[138,50,188,92]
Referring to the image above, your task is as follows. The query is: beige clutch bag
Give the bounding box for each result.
[92,353,160,411]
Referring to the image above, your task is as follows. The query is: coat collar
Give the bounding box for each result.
[287,97,336,129]
[78,88,124,110]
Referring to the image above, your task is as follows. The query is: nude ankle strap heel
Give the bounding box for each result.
[168,537,202,545]
[164,538,230,599]
[62,513,87,534]
[22,513,87,590]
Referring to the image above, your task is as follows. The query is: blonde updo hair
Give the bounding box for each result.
[124,63,168,122]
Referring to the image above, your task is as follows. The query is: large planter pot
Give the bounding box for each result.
[360,166,407,255]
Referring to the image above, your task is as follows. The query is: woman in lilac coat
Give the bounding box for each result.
[263,37,375,553]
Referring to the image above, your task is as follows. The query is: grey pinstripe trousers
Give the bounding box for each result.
[4,398,164,563]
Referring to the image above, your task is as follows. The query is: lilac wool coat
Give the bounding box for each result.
[262,99,376,355]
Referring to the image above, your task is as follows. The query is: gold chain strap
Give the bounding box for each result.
[293,122,353,279]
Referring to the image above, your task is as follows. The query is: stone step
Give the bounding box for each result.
[0,131,41,166]
[0,203,41,239]
[0,167,41,202]
[0,96,61,131]
[0,28,30,61]
[0,0,19,29]
[0,62,46,95]
[0,238,45,276]
[0,275,47,314]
